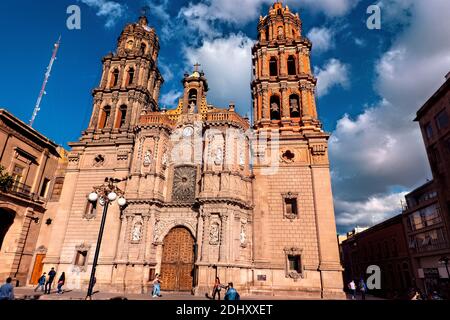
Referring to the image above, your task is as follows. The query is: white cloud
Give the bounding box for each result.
[335,192,407,227]
[160,90,182,107]
[330,0,450,230]
[184,33,254,115]
[80,0,125,28]
[314,58,350,97]
[177,0,358,38]
[296,0,360,17]
[307,27,334,53]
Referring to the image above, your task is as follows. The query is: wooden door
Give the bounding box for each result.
[160,227,194,291]
[30,254,45,285]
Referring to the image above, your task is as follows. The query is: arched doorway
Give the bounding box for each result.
[160,226,195,291]
[0,208,15,251]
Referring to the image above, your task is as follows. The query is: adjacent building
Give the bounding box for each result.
[341,215,413,298]
[0,109,62,285]
[404,71,450,297]
[42,2,344,298]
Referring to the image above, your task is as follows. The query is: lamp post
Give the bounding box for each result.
[85,177,126,300]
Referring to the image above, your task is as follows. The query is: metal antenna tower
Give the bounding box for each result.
[29,36,61,127]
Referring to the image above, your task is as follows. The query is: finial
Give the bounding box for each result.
[193,62,201,72]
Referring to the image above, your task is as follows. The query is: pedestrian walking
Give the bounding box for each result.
[152,274,162,298]
[45,267,57,294]
[0,277,14,300]
[224,282,240,300]
[211,277,223,300]
[57,272,65,294]
[411,290,421,300]
[359,278,367,300]
[34,273,46,292]
[348,280,356,300]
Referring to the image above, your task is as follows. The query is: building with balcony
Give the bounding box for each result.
[402,181,449,297]
[341,215,413,298]
[0,109,62,285]
[401,71,450,298]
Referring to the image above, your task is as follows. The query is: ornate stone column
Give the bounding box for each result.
[279,47,286,76]
[134,60,141,86]
[101,60,111,88]
[219,212,229,262]
[262,87,269,120]
[261,49,268,77]
[118,60,126,88]
[121,215,133,260]
[201,212,211,261]
[281,83,289,118]
[145,211,155,261]
[116,215,128,261]
[138,215,150,261]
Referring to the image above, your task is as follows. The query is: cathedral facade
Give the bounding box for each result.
[43,2,344,298]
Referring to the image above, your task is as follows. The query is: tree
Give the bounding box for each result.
[0,165,13,192]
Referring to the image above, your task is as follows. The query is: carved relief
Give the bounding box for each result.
[209,222,220,245]
[172,165,196,202]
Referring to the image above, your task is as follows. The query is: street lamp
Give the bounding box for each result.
[85,177,126,300]
[439,256,450,279]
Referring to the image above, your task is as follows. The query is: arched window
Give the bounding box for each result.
[126,67,135,86]
[269,57,278,77]
[140,43,147,54]
[116,105,127,128]
[270,95,281,120]
[289,94,300,118]
[110,69,119,87]
[98,105,111,129]
[287,55,296,76]
[188,89,198,108]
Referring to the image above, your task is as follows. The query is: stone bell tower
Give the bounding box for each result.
[84,15,164,138]
[251,1,319,130]
[250,1,345,298]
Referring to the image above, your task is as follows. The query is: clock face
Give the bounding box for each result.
[183,126,194,137]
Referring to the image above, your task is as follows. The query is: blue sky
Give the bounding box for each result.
[1,0,449,233]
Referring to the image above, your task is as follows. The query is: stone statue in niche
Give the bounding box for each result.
[239,148,245,167]
[143,150,152,166]
[277,26,284,39]
[132,222,142,242]
[214,147,223,165]
[240,224,247,246]
[209,222,219,245]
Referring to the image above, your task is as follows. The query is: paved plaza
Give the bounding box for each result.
[11,287,384,300]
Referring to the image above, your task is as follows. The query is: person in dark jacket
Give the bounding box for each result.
[57,272,65,294]
[34,273,46,292]
[211,277,223,300]
[45,267,56,294]
[224,282,240,300]
[0,277,14,300]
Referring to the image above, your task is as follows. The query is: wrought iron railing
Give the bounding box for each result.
[3,182,34,199]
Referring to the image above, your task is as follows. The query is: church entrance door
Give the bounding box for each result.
[160,227,195,291]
